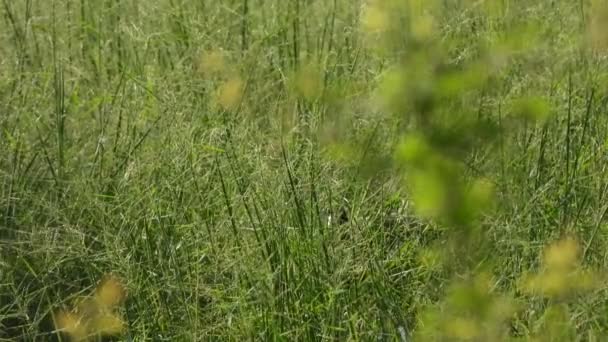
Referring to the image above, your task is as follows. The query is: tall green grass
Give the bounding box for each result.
[1,0,607,340]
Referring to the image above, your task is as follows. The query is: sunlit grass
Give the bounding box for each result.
[1,0,607,340]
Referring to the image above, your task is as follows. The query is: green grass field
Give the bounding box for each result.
[2,0,608,340]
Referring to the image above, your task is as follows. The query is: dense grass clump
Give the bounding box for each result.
[1,0,608,340]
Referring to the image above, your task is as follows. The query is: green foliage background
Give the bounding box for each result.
[1,0,607,340]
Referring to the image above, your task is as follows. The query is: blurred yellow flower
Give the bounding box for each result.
[543,237,580,271]
[361,4,390,33]
[54,274,127,341]
[411,14,436,41]
[589,0,608,52]
[198,50,226,77]
[445,317,480,340]
[55,310,87,341]
[95,274,127,309]
[293,64,322,100]
[520,237,601,298]
[216,77,244,111]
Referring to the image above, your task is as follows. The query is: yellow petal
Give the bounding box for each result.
[90,313,126,336]
[543,237,580,271]
[216,77,244,111]
[75,296,101,319]
[54,310,88,341]
[198,50,226,77]
[95,274,127,309]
